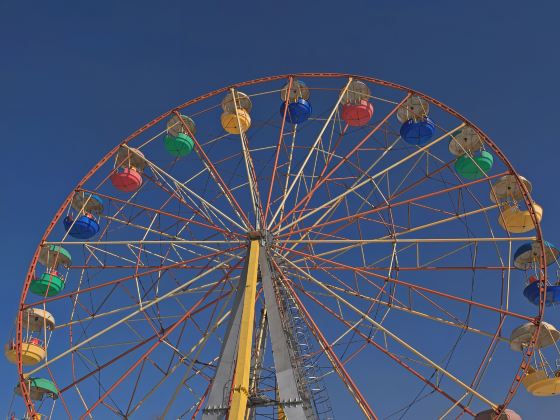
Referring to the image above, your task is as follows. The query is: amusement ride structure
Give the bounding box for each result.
[5,73,560,419]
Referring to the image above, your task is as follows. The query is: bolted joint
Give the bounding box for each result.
[202,405,229,413]
[234,385,250,397]
[279,398,304,406]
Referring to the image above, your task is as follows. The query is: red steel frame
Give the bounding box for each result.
[15,73,546,418]
[271,258,378,419]
[287,278,478,416]
[271,92,412,232]
[79,260,241,418]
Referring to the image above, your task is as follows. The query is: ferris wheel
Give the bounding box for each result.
[6,73,560,419]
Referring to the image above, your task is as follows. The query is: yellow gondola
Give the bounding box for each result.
[522,367,560,396]
[498,203,543,233]
[221,109,251,134]
[5,308,54,366]
[5,339,46,365]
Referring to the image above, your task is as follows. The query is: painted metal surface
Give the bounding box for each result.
[164,132,194,157]
[221,109,251,134]
[259,246,309,420]
[280,98,312,124]
[455,150,494,180]
[203,253,250,419]
[229,240,260,419]
[14,73,548,417]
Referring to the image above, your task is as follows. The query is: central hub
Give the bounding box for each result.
[247,230,263,240]
[247,230,274,247]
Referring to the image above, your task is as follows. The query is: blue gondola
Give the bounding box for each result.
[400,117,435,145]
[523,281,560,306]
[280,98,312,124]
[63,215,100,239]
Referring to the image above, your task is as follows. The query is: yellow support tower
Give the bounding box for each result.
[229,240,260,419]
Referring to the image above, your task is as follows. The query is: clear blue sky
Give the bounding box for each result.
[1,1,559,418]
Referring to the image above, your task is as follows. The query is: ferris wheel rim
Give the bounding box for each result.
[14,72,547,418]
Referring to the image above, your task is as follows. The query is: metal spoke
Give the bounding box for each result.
[16,74,542,419]
[25,253,242,377]
[276,252,499,410]
[268,78,354,229]
[276,123,465,234]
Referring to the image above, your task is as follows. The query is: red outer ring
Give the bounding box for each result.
[16,73,545,417]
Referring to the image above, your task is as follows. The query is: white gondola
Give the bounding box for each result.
[510,322,560,351]
[115,146,146,171]
[341,80,371,104]
[280,79,310,102]
[221,91,253,113]
[448,126,484,156]
[489,174,532,203]
[166,114,196,138]
[396,95,429,123]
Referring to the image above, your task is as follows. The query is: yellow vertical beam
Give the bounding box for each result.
[229,240,260,419]
[277,393,286,420]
